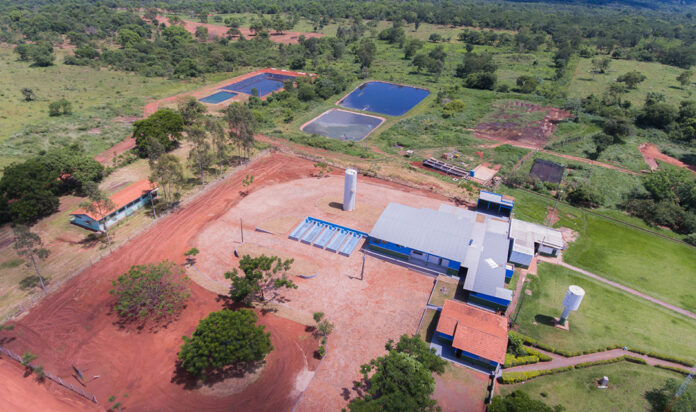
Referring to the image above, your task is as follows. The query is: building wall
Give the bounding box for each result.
[368,237,461,275]
[538,245,558,256]
[70,214,101,231]
[71,191,155,232]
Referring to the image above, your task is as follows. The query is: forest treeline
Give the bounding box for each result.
[1,0,696,69]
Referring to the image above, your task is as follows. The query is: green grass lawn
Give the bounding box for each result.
[568,58,692,107]
[429,277,458,307]
[418,308,440,343]
[515,263,696,361]
[500,361,683,412]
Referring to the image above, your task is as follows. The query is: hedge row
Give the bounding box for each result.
[501,357,648,384]
[629,348,694,367]
[509,331,694,365]
[653,364,692,375]
[524,346,553,362]
[575,355,647,370]
[499,366,574,384]
[503,354,540,369]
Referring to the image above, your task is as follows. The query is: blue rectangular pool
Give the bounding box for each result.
[220,73,297,97]
[199,91,238,104]
[338,81,430,116]
[301,109,384,141]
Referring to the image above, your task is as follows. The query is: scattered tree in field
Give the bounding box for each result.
[240,174,254,196]
[515,75,539,94]
[677,70,693,88]
[186,125,212,185]
[150,154,185,209]
[48,99,73,116]
[13,225,50,293]
[617,70,646,89]
[33,365,45,380]
[184,247,200,265]
[178,308,272,377]
[20,88,36,102]
[80,181,115,246]
[591,56,611,74]
[403,39,423,59]
[353,38,376,69]
[206,117,228,175]
[565,182,605,208]
[348,334,446,411]
[312,312,335,358]
[195,26,208,42]
[177,97,207,127]
[133,109,185,157]
[225,255,297,305]
[110,260,190,322]
[225,103,257,163]
[21,351,37,367]
[489,391,565,412]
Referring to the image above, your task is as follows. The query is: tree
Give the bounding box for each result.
[225,103,257,163]
[404,39,423,59]
[591,56,611,74]
[617,71,646,89]
[466,72,497,90]
[21,88,36,102]
[13,225,50,293]
[241,174,254,196]
[150,154,184,209]
[184,248,200,265]
[489,391,565,412]
[225,255,297,305]
[178,97,206,127]
[566,182,604,208]
[110,260,190,322]
[638,102,678,129]
[178,309,272,377]
[206,117,227,175]
[117,28,141,48]
[133,109,184,157]
[80,181,115,246]
[348,335,446,412]
[48,99,73,116]
[195,26,208,42]
[645,378,696,412]
[186,125,212,185]
[312,311,335,357]
[515,75,539,94]
[677,70,693,88]
[354,38,377,69]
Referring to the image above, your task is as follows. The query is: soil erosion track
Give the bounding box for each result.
[0,154,318,411]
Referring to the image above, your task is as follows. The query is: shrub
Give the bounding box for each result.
[503,354,539,368]
[654,364,692,375]
[21,352,37,366]
[442,99,465,118]
[524,347,552,362]
[499,366,574,384]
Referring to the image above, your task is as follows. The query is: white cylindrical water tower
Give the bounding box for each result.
[343,169,357,211]
[560,285,585,324]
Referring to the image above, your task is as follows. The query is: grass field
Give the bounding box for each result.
[568,58,693,107]
[0,46,235,167]
[500,361,683,412]
[429,277,458,307]
[515,263,696,361]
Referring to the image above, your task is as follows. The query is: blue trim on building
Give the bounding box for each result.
[70,191,156,232]
[307,217,368,237]
[470,292,511,307]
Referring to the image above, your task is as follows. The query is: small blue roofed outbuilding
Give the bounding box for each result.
[477,191,514,217]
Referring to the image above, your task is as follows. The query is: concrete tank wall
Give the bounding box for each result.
[343,169,357,211]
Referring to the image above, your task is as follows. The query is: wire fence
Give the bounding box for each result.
[0,345,98,404]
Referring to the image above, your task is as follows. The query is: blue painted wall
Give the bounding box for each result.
[470,292,511,307]
[368,237,413,255]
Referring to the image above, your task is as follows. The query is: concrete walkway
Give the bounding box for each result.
[505,347,693,373]
[538,255,696,321]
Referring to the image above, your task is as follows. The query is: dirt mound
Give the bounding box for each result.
[638,143,696,174]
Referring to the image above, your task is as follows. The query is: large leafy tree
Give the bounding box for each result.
[133,109,184,157]
[178,309,272,377]
[348,335,446,412]
[149,154,185,209]
[225,255,297,305]
[224,103,257,163]
[110,260,190,322]
[13,225,50,293]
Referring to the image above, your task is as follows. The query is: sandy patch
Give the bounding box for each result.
[237,242,320,278]
[559,227,578,244]
[257,215,302,235]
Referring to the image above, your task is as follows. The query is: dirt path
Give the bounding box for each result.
[538,255,696,321]
[505,347,692,373]
[639,143,696,174]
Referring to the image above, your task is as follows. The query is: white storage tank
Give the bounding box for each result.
[560,285,585,324]
[343,169,357,211]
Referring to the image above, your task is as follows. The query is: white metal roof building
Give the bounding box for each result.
[508,218,564,267]
[368,203,513,309]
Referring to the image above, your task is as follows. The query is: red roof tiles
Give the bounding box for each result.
[436,299,508,364]
[71,180,156,221]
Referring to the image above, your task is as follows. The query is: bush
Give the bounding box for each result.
[499,366,574,384]
[685,233,696,246]
[654,364,692,375]
[442,100,465,118]
[110,260,190,322]
[524,347,553,362]
[503,354,539,368]
[48,99,73,116]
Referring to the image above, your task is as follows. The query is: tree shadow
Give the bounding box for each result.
[534,314,556,327]
[108,303,184,334]
[171,359,265,390]
[644,387,669,412]
[19,276,50,291]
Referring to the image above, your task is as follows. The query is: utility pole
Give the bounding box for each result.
[149,192,158,219]
[666,363,695,412]
[240,218,244,243]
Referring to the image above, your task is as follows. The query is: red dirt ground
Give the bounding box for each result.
[155,15,323,44]
[0,359,99,412]
[0,154,322,411]
[638,143,696,174]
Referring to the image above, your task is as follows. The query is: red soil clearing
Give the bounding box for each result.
[639,143,696,174]
[154,15,323,44]
[0,154,321,411]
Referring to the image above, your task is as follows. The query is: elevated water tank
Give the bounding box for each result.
[343,169,357,211]
[560,285,585,324]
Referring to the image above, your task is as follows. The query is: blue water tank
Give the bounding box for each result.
[469,169,475,177]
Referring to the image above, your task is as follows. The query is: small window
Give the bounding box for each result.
[412,250,423,256]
